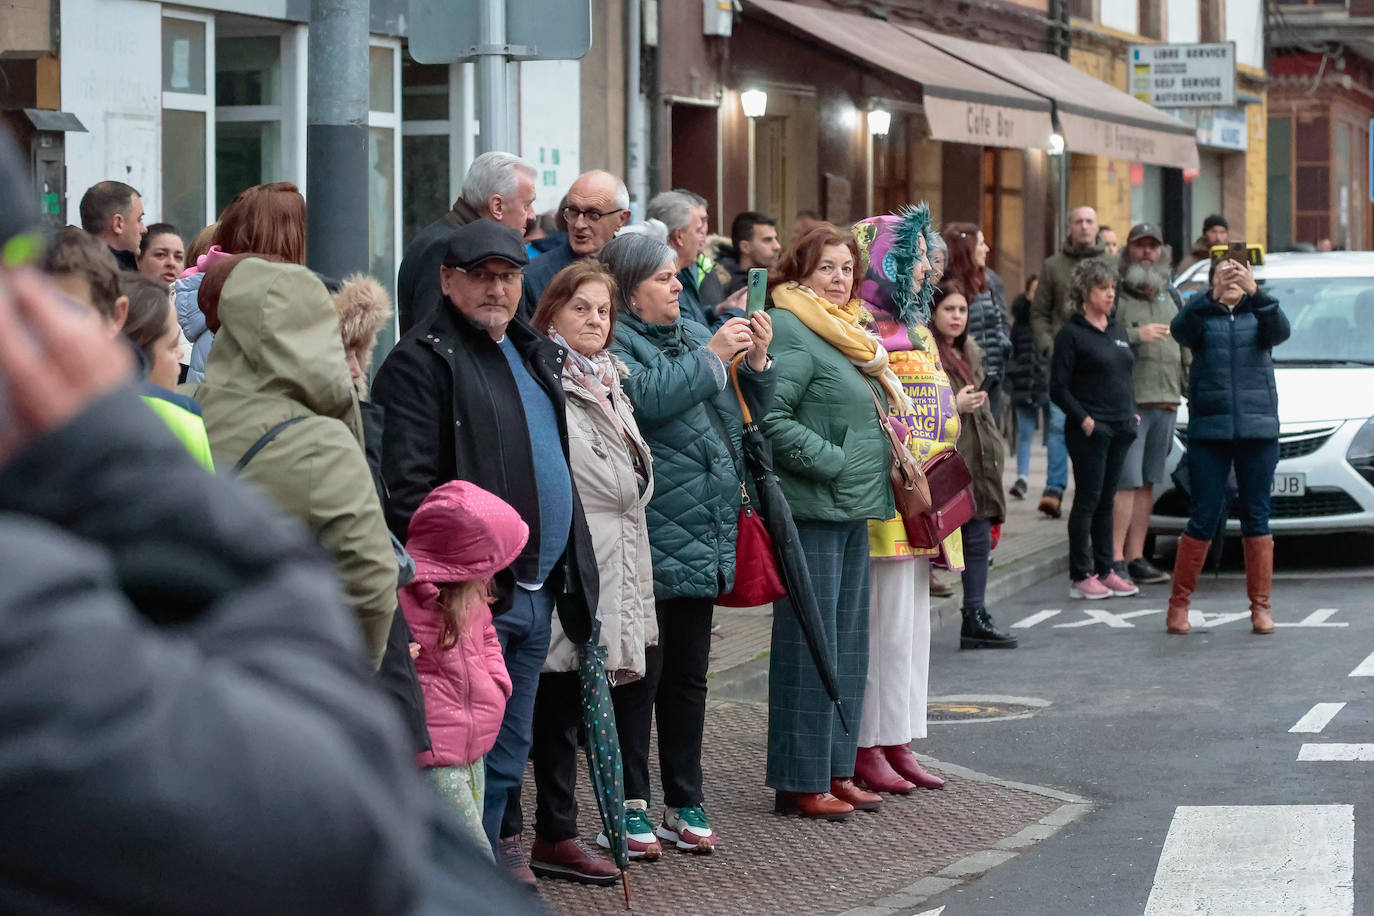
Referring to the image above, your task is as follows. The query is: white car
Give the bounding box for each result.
[1151,252,1374,536]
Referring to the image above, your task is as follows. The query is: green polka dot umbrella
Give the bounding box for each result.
[578,623,632,908]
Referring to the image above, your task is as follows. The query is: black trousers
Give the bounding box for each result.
[1065,421,1136,581]
[614,596,714,809]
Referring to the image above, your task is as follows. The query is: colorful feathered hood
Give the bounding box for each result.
[852,203,938,328]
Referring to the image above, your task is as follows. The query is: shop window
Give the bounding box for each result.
[1068,0,1094,20]
[402,57,453,245]
[161,12,215,237]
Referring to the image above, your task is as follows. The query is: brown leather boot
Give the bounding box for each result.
[529,835,620,886]
[1167,534,1211,634]
[774,791,853,821]
[1244,534,1275,634]
[829,778,882,812]
[854,746,915,795]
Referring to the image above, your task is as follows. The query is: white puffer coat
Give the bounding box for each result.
[544,359,658,681]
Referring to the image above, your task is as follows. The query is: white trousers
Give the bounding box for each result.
[858,556,931,747]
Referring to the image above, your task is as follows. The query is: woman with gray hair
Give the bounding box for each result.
[597,232,775,854]
[1049,257,1138,601]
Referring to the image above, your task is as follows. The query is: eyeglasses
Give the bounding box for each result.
[561,205,625,224]
[459,267,523,287]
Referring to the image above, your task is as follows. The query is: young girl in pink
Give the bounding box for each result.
[401,480,528,852]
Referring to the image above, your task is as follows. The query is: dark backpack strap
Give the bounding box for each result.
[232,416,307,475]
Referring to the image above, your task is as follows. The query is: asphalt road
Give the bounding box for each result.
[916,534,1374,915]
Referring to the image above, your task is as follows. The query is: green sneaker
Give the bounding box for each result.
[656,804,717,853]
[596,800,662,860]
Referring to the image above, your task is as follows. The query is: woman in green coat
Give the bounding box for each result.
[599,232,775,854]
[763,224,900,820]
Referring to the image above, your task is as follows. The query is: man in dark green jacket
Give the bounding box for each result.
[1029,205,1113,517]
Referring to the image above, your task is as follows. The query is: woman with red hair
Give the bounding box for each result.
[176,182,308,382]
[941,223,1011,415]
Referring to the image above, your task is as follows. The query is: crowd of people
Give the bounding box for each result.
[0,121,1292,908]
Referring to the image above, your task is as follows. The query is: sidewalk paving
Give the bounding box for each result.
[531,444,1088,915]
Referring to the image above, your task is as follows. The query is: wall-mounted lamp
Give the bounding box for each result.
[741,89,768,119]
[867,108,891,137]
[1047,132,1065,156]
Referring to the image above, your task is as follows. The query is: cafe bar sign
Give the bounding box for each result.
[1130,42,1236,109]
[922,96,1053,152]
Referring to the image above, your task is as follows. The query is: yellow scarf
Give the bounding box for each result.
[771,282,912,411]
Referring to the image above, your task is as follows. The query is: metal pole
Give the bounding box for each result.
[626,0,648,218]
[306,0,369,281]
[477,0,511,152]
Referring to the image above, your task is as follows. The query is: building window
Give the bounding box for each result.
[1139,0,1163,39]
[1068,0,1095,20]
[369,39,403,352]
[1199,0,1224,43]
[215,33,286,212]
[161,12,215,237]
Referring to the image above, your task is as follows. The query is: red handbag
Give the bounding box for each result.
[905,449,976,550]
[717,485,788,607]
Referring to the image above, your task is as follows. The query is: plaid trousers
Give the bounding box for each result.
[766,519,871,793]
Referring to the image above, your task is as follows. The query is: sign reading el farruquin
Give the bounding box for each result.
[1130,42,1236,109]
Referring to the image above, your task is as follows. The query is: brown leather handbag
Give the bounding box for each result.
[904,448,976,550]
[868,386,932,523]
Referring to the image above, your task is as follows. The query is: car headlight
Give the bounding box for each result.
[1345,417,1374,486]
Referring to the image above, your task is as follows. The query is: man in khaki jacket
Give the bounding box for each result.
[1110,223,1189,587]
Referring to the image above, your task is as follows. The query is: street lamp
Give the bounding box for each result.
[867,108,891,137]
[1048,132,1065,156]
[741,89,768,119]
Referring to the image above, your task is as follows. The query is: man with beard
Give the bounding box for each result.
[1110,223,1188,586]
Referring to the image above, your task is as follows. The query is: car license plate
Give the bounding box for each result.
[1272,472,1306,497]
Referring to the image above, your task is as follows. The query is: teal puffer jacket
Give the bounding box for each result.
[611,312,776,601]
[762,308,896,522]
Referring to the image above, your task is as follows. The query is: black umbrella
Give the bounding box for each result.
[728,356,849,734]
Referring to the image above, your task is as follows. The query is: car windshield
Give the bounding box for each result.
[1260,276,1374,365]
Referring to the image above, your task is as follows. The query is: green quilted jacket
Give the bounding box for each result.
[610,312,776,601]
[762,308,896,523]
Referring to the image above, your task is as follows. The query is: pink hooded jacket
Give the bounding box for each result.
[400,481,529,768]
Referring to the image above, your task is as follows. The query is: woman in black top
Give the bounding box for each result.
[1050,258,1138,600]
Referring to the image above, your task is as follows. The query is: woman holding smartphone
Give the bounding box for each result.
[1166,256,1290,635]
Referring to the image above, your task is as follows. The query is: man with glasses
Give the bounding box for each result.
[372,220,602,887]
[518,170,631,319]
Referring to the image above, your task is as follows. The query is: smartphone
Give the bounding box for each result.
[1210,242,1265,266]
[745,268,768,315]
[976,374,996,393]
[1227,241,1250,265]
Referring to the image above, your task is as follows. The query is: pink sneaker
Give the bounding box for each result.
[1070,576,1111,599]
[1099,570,1140,597]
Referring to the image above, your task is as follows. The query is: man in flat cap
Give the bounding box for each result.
[372,220,605,885]
[1110,223,1189,589]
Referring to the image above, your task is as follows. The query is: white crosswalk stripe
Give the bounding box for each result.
[1298,743,1374,761]
[1143,805,1354,915]
[1289,702,1347,734]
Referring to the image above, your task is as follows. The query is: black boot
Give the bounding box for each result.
[960,607,1019,649]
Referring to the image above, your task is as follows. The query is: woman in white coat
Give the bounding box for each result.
[519,259,662,876]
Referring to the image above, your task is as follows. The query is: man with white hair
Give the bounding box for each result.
[518,170,631,319]
[647,189,725,328]
[397,151,537,333]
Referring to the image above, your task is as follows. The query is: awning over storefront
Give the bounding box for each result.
[897,25,1200,171]
[746,0,1053,151]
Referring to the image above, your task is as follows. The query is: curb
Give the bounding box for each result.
[709,535,1069,704]
[835,755,1093,916]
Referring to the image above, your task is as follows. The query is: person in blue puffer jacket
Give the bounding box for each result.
[1166,256,1290,636]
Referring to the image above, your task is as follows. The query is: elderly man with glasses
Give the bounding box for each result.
[518,170,631,319]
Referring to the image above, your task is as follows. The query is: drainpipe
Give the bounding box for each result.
[627,0,648,218]
[306,0,369,282]
[643,0,662,196]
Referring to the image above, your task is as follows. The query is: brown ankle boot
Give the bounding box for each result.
[1244,535,1275,634]
[829,778,882,812]
[1167,534,1211,634]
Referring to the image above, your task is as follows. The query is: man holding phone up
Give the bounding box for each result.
[1109,224,1189,587]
